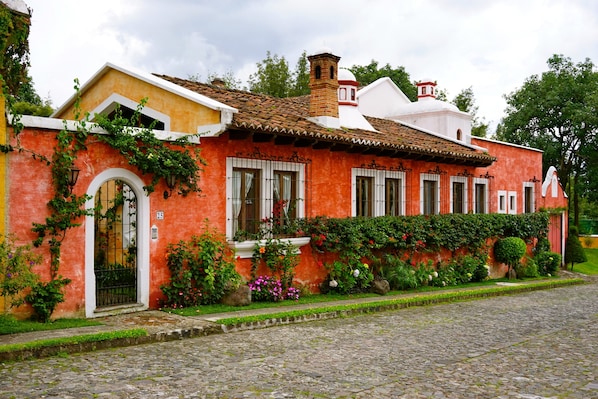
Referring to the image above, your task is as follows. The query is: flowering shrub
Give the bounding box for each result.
[249,275,301,302]
[324,259,374,294]
[251,238,299,290]
[0,234,41,308]
[161,224,241,308]
[535,251,561,275]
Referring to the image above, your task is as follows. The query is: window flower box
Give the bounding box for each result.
[229,236,311,259]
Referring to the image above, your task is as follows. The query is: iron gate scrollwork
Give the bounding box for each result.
[94,180,138,307]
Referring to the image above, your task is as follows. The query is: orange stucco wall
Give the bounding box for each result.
[472,138,544,213]
[5,124,569,318]
[54,69,221,134]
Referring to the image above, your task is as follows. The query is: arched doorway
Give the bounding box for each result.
[85,169,149,317]
[94,179,138,307]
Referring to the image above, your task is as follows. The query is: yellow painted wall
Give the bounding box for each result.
[54,69,221,133]
[581,236,598,249]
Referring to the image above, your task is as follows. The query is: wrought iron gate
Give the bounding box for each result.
[94,180,138,307]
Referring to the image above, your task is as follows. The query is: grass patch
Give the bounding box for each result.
[572,248,598,275]
[216,278,584,326]
[0,315,101,335]
[0,328,148,354]
[165,278,510,317]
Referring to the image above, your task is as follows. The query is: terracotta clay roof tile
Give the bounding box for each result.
[155,74,495,166]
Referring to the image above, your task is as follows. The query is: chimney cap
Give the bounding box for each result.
[210,78,226,88]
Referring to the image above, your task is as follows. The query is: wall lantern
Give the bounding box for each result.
[163,174,177,199]
[67,167,80,193]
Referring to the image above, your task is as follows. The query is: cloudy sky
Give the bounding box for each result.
[25,0,598,132]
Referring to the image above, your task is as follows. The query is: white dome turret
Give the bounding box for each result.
[338,68,358,107]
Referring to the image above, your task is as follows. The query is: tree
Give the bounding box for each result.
[497,54,598,227]
[349,60,417,101]
[451,87,488,137]
[290,51,309,97]
[564,226,587,271]
[247,51,293,98]
[1,4,52,116]
[0,3,30,98]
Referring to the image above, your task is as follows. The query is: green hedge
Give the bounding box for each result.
[299,212,549,260]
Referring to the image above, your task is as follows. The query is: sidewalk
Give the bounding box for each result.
[0,272,593,362]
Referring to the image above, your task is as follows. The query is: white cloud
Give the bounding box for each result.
[25,0,598,132]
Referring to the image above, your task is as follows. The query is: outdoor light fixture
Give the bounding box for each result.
[67,167,80,193]
[163,174,177,199]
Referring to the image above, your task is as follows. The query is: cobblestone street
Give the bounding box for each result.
[0,283,596,399]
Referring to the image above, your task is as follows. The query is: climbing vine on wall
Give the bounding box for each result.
[93,98,206,196]
[6,81,206,280]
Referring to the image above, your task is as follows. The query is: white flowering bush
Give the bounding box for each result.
[324,259,373,294]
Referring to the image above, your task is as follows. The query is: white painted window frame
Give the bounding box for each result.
[508,191,518,214]
[473,177,489,214]
[420,173,441,215]
[497,190,507,214]
[523,181,536,213]
[449,175,468,214]
[226,157,305,240]
[351,168,405,217]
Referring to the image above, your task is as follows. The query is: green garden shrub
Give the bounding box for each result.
[514,257,540,278]
[161,225,241,308]
[494,237,527,277]
[535,251,561,275]
[564,226,587,270]
[324,258,374,294]
[378,255,419,290]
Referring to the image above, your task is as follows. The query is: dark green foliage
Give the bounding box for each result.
[515,257,540,278]
[0,235,41,307]
[498,54,598,222]
[494,237,527,270]
[323,259,374,295]
[11,100,52,116]
[564,227,587,270]
[25,277,71,323]
[0,4,30,97]
[535,251,561,275]
[161,225,242,308]
[377,255,418,290]
[95,100,205,196]
[301,213,549,262]
[348,60,417,101]
[534,237,552,255]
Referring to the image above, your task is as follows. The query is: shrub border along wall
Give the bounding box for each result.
[218,278,584,329]
[300,212,550,258]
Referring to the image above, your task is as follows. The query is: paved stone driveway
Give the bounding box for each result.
[0,283,596,399]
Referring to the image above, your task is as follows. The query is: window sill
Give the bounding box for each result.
[229,236,311,259]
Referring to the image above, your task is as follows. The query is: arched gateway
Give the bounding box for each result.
[85,169,150,317]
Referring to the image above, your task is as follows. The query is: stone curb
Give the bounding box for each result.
[0,278,587,362]
[219,279,585,333]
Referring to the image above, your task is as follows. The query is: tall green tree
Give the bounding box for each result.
[0,2,30,98]
[497,54,598,227]
[349,60,417,101]
[247,51,293,98]
[452,87,489,137]
[290,51,309,97]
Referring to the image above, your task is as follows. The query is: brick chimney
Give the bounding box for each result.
[308,50,340,129]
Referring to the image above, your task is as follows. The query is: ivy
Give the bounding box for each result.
[6,81,206,299]
[94,99,206,196]
[299,212,551,262]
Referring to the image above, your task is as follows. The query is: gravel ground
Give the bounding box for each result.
[0,282,596,399]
